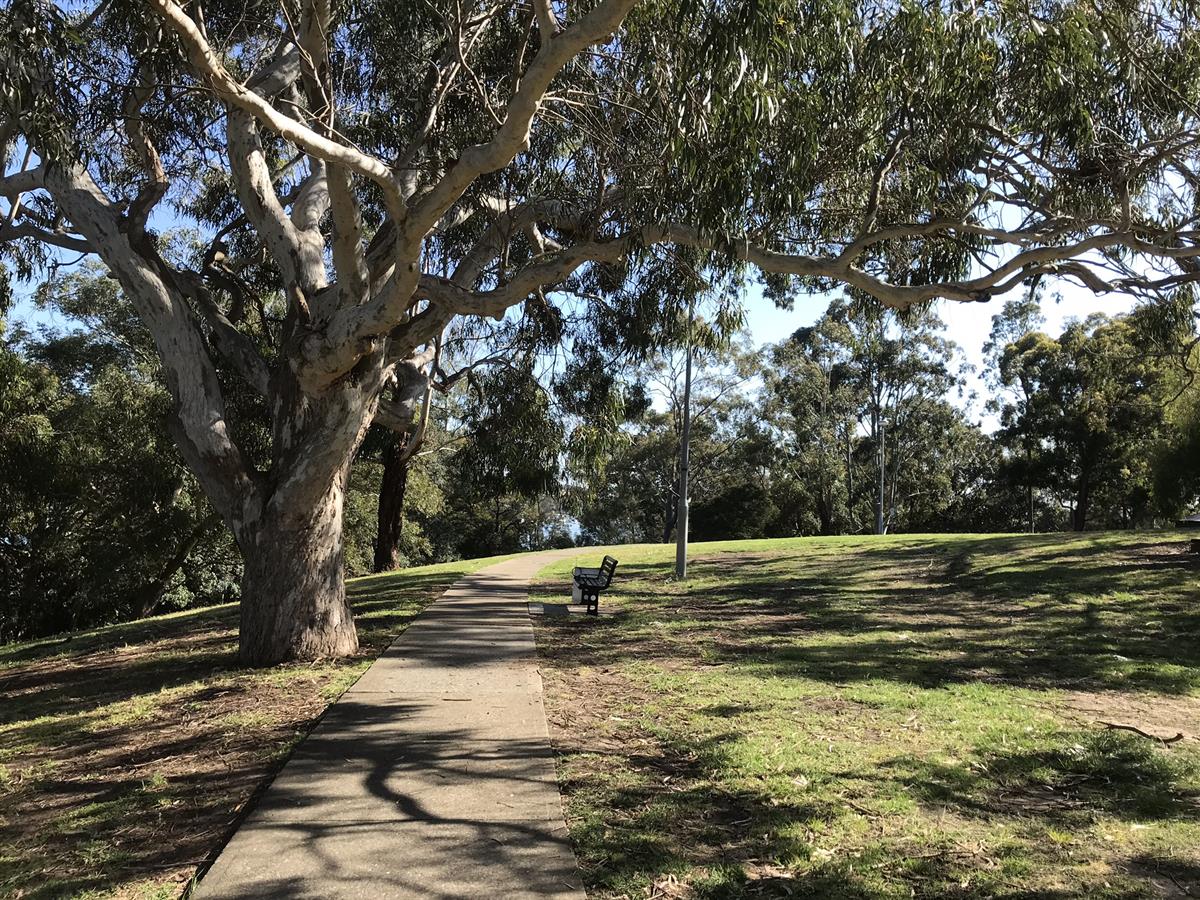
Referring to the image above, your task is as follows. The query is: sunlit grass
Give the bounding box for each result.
[534,532,1200,898]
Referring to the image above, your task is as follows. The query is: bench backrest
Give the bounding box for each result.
[598,555,618,586]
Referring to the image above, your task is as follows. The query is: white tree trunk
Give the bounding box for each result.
[237,467,358,664]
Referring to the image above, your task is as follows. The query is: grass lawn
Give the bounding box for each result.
[531,532,1200,899]
[0,554,516,899]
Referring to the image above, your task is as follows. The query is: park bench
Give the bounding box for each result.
[572,555,618,616]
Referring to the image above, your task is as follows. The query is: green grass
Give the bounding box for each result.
[532,532,1200,899]
[4,533,1196,898]
[0,552,519,900]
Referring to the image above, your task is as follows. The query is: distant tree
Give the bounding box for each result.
[688,418,779,540]
[895,399,997,533]
[1154,380,1200,517]
[435,361,567,556]
[996,311,1178,530]
[576,334,758,544]
[765,308,860,535]
[846,303,963,534]
[986,290,1052,531]
[766,299,981,535]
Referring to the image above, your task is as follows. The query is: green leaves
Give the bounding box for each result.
[0,1,82,160]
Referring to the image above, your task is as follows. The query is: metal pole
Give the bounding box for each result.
[876,418,886,535]
[675,300,694,579]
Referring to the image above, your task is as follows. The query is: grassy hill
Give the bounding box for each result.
[531,532,1200,899]
[0,532,1196,898]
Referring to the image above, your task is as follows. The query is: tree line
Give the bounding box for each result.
[581,292,1200,543]
[3,277,1196,642]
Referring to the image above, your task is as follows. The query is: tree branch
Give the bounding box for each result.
[122,66,169,241]
[533,0,561,37]
[180,276,272,395]
[42,162,258,522]
[407,0,636,236]
[149,0,407,217]
[0,219,94,252]
[226,110,325,313]
[0,165,45,199]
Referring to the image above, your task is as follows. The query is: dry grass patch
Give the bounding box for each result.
[0,556,509,899]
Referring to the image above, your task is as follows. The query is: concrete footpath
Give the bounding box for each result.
[194,550,587,899]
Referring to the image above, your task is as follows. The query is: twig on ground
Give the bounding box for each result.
[1097,720,1185,744]
[845,799,882,819]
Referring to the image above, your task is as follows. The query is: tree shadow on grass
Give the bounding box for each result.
[558,717,1198,898]
[885,730,1200,825]
[536,536,1200,696]
[0,571,457,729]
[537,536,1200,897]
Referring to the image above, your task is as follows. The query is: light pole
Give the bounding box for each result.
[675,298,694,579]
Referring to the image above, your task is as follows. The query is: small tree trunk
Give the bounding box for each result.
[817,492,834,536]
[675,320,693,579]
[1073,476,1091,532]
[662,486,677,543]
[1025,442,1035,533]
[373,436,411,573]
[874,417,887,535]
[845,425,853,526]
[237,473,358,666]
[138,512,221,618]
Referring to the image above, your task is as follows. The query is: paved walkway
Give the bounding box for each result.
[195,551,587,899]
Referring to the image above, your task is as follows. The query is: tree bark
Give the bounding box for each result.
[1024,441,1035,533]
[845,425,853,529]
[662,485,677,543]
[816,488,835,535]
[874,415,887,535]
[373,435,411,572]
[1073,474,1091,532]
[237,468,358,665]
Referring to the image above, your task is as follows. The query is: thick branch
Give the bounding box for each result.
[150,0,406,215]
[226,110,325,306]
[407,0,636,236]
[43,162,258,522]
[291,159,330,233]
[0,165,45,198]
[183,277,272,395]
[328,161,368,305]
[122,67,168,240]
[533,0,561,37]
[285,0,635,389]
[0,219,94,252]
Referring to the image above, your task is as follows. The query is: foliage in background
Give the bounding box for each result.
[0,302,237,642]
[3,284,1199,639]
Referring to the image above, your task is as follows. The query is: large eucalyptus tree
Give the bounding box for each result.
[4,0,1200,662]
